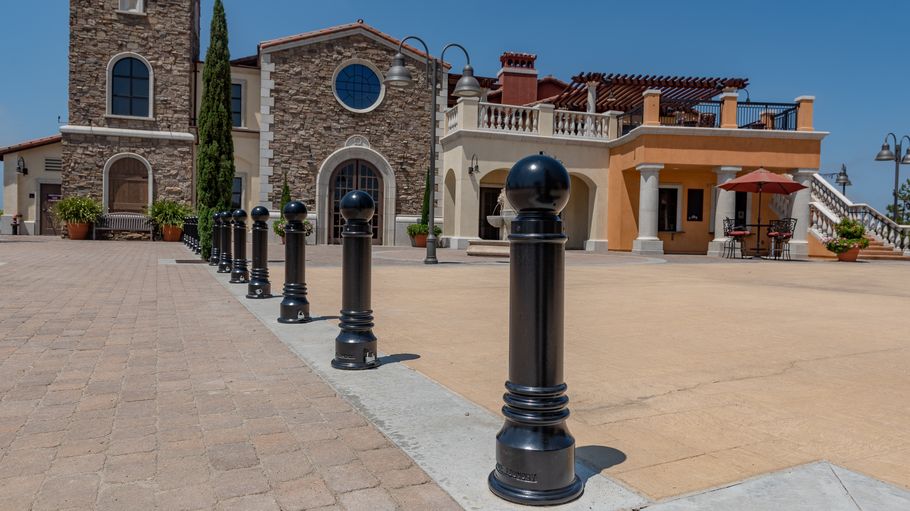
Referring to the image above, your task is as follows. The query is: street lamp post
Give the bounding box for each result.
[874,133,910,221]
[384,37,483,264]
[835,164,852,195]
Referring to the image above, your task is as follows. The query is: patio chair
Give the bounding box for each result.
[768,218,797,260]
[723,218,751,258]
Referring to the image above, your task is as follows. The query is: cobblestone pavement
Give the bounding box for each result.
[0,237,460,511]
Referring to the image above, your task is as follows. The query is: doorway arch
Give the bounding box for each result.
[316,145,396,245]
[328,159,383,244]
[563,174,593,250]
[103,153,152,213]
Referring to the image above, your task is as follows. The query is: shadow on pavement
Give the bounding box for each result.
[378,353,421,364]
[576,445,627,483]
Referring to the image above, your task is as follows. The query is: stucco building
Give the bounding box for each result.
[2,0,831,258]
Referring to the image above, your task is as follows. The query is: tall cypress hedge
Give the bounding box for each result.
[196,0,235,259]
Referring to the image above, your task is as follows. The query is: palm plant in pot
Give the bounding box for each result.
[53,196,102,240]
[150,200,192,241]
[824,218,870,262]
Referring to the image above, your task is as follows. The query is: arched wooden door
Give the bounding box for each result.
[329,159,382,244]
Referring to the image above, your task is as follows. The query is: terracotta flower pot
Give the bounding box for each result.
[412,233,427,248]
[837,247,860,262]
[161,225,183,242]
[67,222,90,240]
[280,235,286,245]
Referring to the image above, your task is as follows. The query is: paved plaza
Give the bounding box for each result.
[2,237,910,510]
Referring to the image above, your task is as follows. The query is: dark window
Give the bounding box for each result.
[334,64,382,110]
[658,188,679,232]
[111,57,150,117]
[231,177,242,209]
[686,189,704,221]
[231,83,242,127]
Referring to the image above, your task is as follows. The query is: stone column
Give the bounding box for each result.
[604,110,623,140]
[457,97,480,130]
[788,169,815,260]
[643,89,661,126]
[720,92,738,128]
[795,96,814,132]
[632,163,664,256]
[538,104,555,136]
[707,166,741,257]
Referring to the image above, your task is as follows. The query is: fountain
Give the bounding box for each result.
[467,188,514,257]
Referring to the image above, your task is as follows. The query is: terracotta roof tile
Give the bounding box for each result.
[0,134,62,157]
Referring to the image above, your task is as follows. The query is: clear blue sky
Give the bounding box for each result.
[1,0,908,212]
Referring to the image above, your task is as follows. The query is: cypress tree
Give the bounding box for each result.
[196,0,235,259]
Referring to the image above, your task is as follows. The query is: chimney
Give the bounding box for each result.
[498,52,538,106]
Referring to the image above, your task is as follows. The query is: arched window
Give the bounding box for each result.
[110,56,150,117]
[107,156,150,213]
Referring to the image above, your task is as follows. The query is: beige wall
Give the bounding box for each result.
[2,142,64,229]
[441,131,609,249]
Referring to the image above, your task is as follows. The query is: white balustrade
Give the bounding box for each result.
[552,111,610,139]
[810,174,910,255]
[445,106,459,134]
[478,103,539,134]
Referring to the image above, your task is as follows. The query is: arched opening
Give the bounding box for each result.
[563,174,592,250]
[478,169,509,240]
[104,154,151,213]
[328,159,383,244]
[443,169,456,235]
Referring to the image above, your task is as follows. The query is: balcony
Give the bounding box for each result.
[445,91,811,142]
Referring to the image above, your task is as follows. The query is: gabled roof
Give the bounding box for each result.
[552,72,748,113]
[259,20,440,67]
[0,134,62,157]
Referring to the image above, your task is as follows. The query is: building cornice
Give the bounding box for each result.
[60,125,196,142]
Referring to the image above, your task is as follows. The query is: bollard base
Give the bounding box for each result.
[229,270,249,284]
[277,298,311,323]
[488,471,583,506]
[330,357,380,371]
[246,281,272,299]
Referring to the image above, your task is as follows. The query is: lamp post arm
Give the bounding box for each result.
[396,36,433,86]
[440,43,472,66]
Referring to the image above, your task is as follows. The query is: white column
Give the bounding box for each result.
[585,80,598,136]
[707,166,741,257]
[632,163,664,256]
[788,169,815,260]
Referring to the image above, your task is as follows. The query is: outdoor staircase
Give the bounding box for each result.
[859,237,910,261]
[808,174,910,261]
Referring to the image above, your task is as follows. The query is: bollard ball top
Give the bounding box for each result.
[232,209,247,221]
[339,190,375,221]
[283,200,308,222]
[221,210,233,223]
[505,154,571,213]
[250,206,270,223]
[213,211,221,223]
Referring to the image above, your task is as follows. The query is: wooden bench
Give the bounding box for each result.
[93,212,154,240]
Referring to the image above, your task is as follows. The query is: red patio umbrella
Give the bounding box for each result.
[718,168,807,256]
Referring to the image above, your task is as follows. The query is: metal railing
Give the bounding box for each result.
[659,100,723,128]
[736,101,798,130]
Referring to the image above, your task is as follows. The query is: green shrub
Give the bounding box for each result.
[273,218,313,237]
[149,200,191,227]
[53,196,102,224]
[825,218,870,254]
[406,223,441,237]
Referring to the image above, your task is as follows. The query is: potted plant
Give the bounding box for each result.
[273,218,313,244]
[406,223,441,248]
[149,199,191,242]
[53,196,102,240]
[273,217,287,244]
[824,218,870,262]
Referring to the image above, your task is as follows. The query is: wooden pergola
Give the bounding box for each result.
[550,72,749,112]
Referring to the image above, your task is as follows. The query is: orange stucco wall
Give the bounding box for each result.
[809,233,835,258]
[610,134,822,172]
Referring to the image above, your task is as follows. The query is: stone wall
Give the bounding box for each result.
[61,133,194,206]
[68,0,198,132]
[267,34,433,215]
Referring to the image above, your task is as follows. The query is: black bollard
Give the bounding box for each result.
[332,191,379,371]
[247,206,272,299]
[193,216,201,254]
[277,201,311,323]
[209,212,221,266]
[217,210,233,273]
[488,154,583,506]
[230,209,250,283]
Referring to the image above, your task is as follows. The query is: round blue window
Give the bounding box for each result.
[334,63,382,111]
